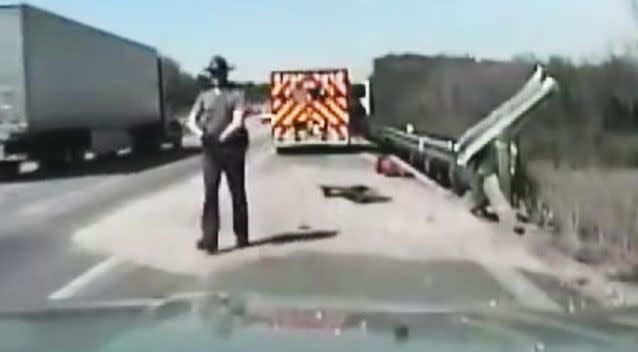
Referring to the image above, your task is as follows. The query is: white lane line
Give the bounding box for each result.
[46,147,301,301]
[360,151,561,311]
[50,298,164,310]
[482,264,562,311]
[49,256,124,300]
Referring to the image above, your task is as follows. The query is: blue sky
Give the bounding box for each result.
[3,0,636,81]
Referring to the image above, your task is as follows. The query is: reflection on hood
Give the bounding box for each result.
[0,293,637,352]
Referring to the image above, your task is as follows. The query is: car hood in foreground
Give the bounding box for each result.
[0,293,637,352]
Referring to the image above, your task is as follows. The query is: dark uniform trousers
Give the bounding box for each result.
[200,133,249,249]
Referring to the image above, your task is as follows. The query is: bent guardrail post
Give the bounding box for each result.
[493,132,518,205]
[375,65,557,211]
[455,71,557,167]
[455,67,557,213]
[454,65,545,153]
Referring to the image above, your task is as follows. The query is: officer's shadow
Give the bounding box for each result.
[214,229,339,254]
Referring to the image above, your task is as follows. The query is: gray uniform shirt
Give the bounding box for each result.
[195,87,246,142]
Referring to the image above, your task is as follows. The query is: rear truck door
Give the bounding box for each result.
[270,69,351,147]
[0,87,26,162]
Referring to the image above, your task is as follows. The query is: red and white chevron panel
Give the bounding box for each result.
[270,69,350,144]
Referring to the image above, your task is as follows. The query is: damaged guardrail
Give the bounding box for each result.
[453,66,546,155]
[375,65,558,204]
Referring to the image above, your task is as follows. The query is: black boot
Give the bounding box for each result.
[236,235,249,249]
[196,238,218,254]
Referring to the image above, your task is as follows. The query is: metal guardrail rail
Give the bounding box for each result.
[374,65,558,199]
[381,127,456,164]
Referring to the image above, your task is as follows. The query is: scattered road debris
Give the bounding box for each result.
[375,155,414,178]
[575,277,589,287]
[575,246,610,265]
[470,206,499,223]
[513,225,526,236]
[320,184,391,204]
[516,212,530,224]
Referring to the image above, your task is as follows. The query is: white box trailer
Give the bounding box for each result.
[0,4,181,176]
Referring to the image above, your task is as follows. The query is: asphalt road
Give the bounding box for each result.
[0,137,204,309]
[0,122,625,313]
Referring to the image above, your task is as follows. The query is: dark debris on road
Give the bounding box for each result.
[319,185,391,204]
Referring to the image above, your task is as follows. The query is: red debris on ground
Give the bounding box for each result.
[375,155,414,178]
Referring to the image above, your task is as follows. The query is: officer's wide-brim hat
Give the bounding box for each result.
[204,55,236,74]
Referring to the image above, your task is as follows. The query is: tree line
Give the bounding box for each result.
[520,55,638,168]
[160,56,269,114]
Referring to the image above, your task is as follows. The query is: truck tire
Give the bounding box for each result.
[39,147,83,173]
[0,162,20,179]
[131,127,162,156]
[133,138,161,155]
[132,133,159,154]
[100,151,119,162]
[172,137,183,150]
[69,149,85,164]
[40,152,68,173]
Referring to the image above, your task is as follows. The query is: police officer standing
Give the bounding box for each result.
[186,56,249,254]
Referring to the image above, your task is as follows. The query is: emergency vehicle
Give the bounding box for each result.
[269,69,369,150]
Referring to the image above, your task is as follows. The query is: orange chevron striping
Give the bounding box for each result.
[328,75,348,96]
[272,98,282,111]
[282,101,305,125]
[311,101,340,125]
[336,97,347,110]
[325,99,348,123]
[274,99,295,126]
[270,69,351,141]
